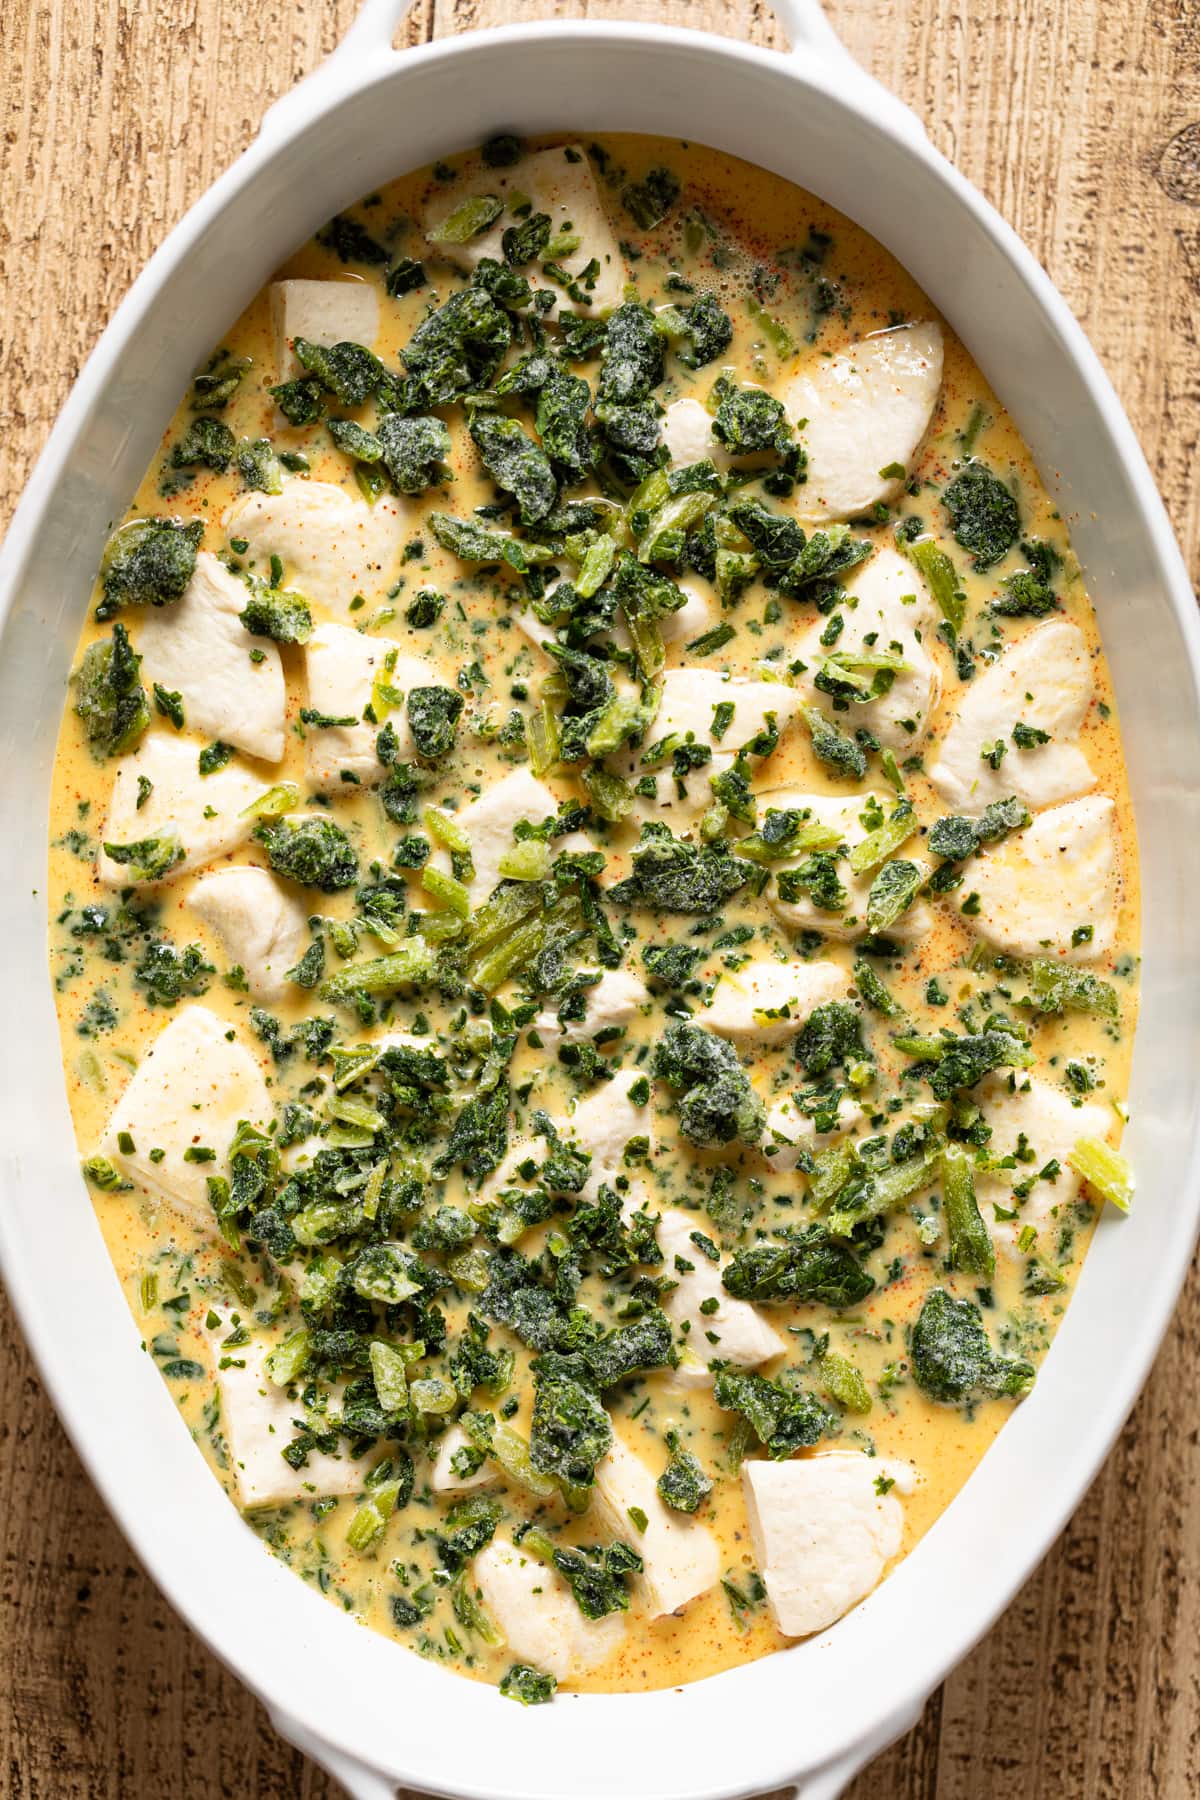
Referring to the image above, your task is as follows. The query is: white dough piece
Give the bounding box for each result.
[609,668,802,827]
[785,323,944,521]
[648,667,805,755]
[480,1066,653,1206]
[532,967,649,1048]
[207,1323,372,1509]
[761,1093,864,1172]
[423,144,627,315]
[928,620,1096,814]
[304,623,440,789]
[224,481,409,618]
[429,1424,500,1495]
[472,1538,625,1680]
[622,751,737,834]
[97,731,264,887]
[659,579,719,649]
[569,1066,655,1200]
[742,1451,903,1637]
[764,789,933,945]
[974,1072,1114,1262]
[592,1435,721,1618]
[101,1006,271,1230]
[793,544,941,750]
[188,865,310,1002]
[661,398,729,471]
[134,553,286,763]
[705,958,851,1046]
[966,794,1119,962]
[269,278,380,382]
[452,767,561,905]
[655,1208,785,1380]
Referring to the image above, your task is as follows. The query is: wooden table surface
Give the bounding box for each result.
[3,0,1198,1793]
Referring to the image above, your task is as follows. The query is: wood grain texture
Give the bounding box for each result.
[2,1,1198,1795]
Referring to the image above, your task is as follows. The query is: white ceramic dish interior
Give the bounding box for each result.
[2,3,1198,1796]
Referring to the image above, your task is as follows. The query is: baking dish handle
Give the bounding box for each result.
[259,0,926,147]
[769,0,929,141]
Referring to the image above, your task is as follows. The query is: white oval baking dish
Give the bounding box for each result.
[2,3,1198,1796]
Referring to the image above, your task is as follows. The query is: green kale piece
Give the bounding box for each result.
[721,1226,875,1308]
[800,705,868,780]
[595,398,662,469]
[557,313,608,363]
[611,823,749,913]
[713,1369,833,1459]
[622,165,681,231]
[940,1145,995,1279]
[405,588,445,628]
[254,816,359,891]
[673,293,733,370]
[317,214,388,266]
[198,741,232,776]
[582,1312,673,1387]
[942,461,1021,570]
[910,1288,1035,1403]
[529,1368,613,1489]
[293,337,385,406]
[711,378,789,454]
[235,437,284,494]
[651,1022,764,1148]
[598,301,665,408]
[993,539,1061,617]
[406,685,464,759]
[995,570,1057,616]
[433,1080,510,1181]
[853,957,902,1018]
[480,1249,573,1352]
[398,287,512,408]
[1023,958,1119,1020]
[386,257,427,298]
[429,193,504,245]
[239,586,313,644]
[428,511,549,574]
[551,1540,643,1619]
[269,378,324,427]
[73,624,150,758]
[329,417,385,464]
[482,133,523,167]
[609,551,688,675]
[469,412,557,523]
[535,368,593,481]
[793,1000,863,1077]
[99,517,203,616]
[776,852,847,914]
[927,796,1030,862]
[927,814,978,861]
[864,858,923,933]
[377,413,451,494]
[436,1494,504,1570]
[189,350,251,411]
[899,1022,1033,1098]
[499,1663,556,1705]
[170,417,235,474]
[657,1448,713,1514]
[502,210,552,265]
[642,942,701,988]
[727,497,806,570]
[726,501,870,602]
[101,833,184,883]
[134,939,215,1007]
